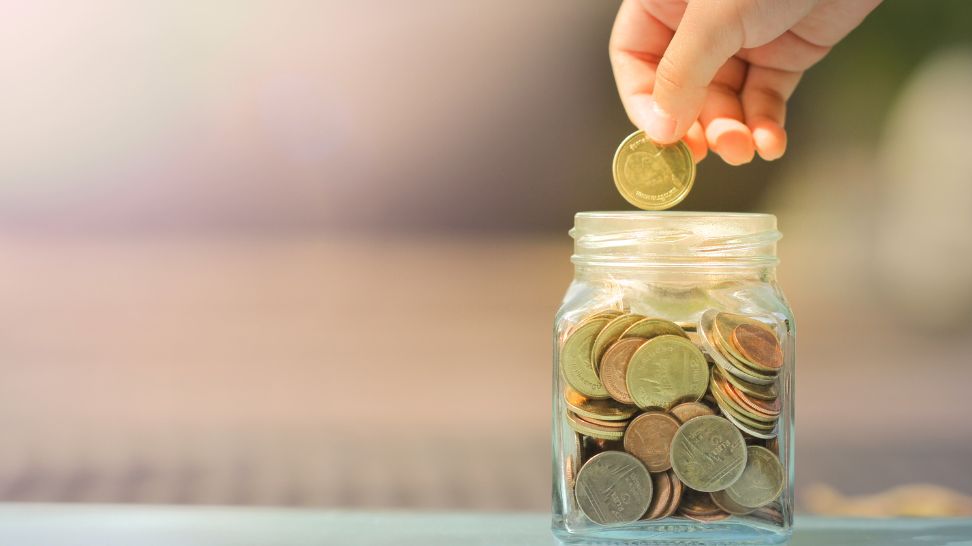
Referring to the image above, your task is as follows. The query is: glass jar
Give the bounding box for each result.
[551,212,793,545]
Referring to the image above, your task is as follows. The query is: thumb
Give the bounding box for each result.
[645,0,746,143]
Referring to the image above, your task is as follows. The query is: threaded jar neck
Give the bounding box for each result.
[570,212,781,271]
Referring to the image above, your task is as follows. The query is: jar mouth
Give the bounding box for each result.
[571,211,781,268]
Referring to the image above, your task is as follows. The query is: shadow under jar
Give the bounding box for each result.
[552,212,794,545]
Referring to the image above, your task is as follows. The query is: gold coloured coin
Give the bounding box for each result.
[670,401,715,424]
[566,411,625,441]
[626,335,709,410]
[670,415,747,492]
[560,318,611,398]
[620,318,688,341]
[591,314,644,371]
[613,130,695,210]
[564,387,638,421]
[575,451,653,525]
[724,446,784,509]
[711,489,756,516]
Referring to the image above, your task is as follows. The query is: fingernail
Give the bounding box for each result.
[644,100,677,143]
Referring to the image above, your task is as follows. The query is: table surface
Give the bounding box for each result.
[1,505,970,546]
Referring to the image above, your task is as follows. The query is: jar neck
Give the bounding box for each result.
[570,211,781,281]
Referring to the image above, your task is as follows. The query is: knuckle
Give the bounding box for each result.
[654,56,685,92]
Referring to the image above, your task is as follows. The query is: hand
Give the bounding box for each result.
[609,0,881,164]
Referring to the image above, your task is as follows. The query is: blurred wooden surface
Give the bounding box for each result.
[1,234,971,509]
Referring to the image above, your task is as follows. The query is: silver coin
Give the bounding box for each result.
[574,451,653,525]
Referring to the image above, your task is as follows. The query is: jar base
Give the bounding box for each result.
[552,517,791,545]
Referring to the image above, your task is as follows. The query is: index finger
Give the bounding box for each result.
[608,0,673,133]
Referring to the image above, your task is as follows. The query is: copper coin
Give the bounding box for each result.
[670,401,715,423]
[731,323,783,371]
[623,411,680,472]
[661,469,683,518]
[678,488,721,516]
[573,413,630,429]
[723,378,781,416]
[684,511,730,523]
[599,337,646,404]
[643,471,673,520]
[712,372,778,422]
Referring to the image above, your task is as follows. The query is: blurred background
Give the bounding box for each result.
[2,0,971,515]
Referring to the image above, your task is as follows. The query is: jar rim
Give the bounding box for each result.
[571,211,780,268]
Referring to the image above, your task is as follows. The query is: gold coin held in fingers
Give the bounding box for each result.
[613,130,695,211]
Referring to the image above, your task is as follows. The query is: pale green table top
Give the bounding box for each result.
[1,505,970,545]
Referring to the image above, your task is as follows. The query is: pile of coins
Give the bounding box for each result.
[560,309,785,526]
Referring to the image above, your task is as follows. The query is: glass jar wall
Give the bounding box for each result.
[552,212,794,545]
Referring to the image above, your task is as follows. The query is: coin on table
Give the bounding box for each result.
[670,415,747,492]
[670,401,715,424]
[560,317,611,398]
[598,337,646,404]
[564,388,638,421]
[724,446,784,509]
[592,314,644,371]
[626,335,709,410]
[623,411,681,472]
[613,130,696,210]
[620,318,688,342]
[575,451,653,525]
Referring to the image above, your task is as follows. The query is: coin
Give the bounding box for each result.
[566,411,625,441]
[575,451,653,525]
[599,337,646,404]
[626,335,709,410]
[643,471,673,520]
[717,363,779,401]
[710,489,756,516]
[731,323,784,372]
[699,310,776,386]
[721,409,778,440]
[581,436,625,463]
[719,378,781,417]
[564,388,638,421]
[662,468,683,518]
[670,415,747,492]
[623,411,680,472]
[574,413,631,429]
[620,318,688,341]
[678,491,730,522]
[560,318,611,398]
[612,130,695,210]
[592,314,644,371]
[714,313,781,377]
[724,446,784,509]
[710,372,777,424]
[589,309,624,321]
[670,401,715,424]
